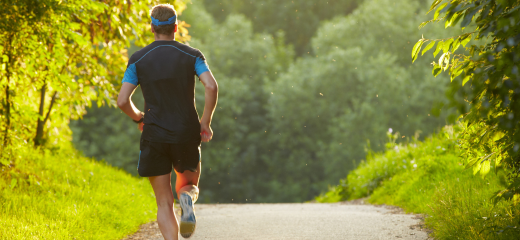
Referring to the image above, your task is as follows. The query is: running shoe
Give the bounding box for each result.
[179,192,196,238]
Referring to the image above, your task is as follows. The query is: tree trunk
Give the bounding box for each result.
[34,90,57,147]
[2,34,14,149]
[34,83,46,146]
[2,85,9,147]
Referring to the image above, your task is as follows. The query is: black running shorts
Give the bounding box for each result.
[138,139,201,177]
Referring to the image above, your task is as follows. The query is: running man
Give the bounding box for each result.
[117,4,218,239]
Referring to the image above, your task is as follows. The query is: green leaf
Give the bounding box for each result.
[461,7,480,28]
[434,41,444,57]
[480,160,490,178]
[433,64,442,77]
[439,52,450,71]
[412,39,424,63]
[462,74,472,86]
[428,0,444,13]
[461,34,472,47]
[473,161,482,175]
[466,157,480,169]
[452,38,461,52]
[446,12,463,28]
[458,3,476,13]
[418,21,430,29]
[452,12,464,26]
[10,178,17,189]
[442,38,454,53]
[460,60,471,71]
[434,3,449,20]
[422,41,436,56]
[451,66,463,81]
[480,3,493,20]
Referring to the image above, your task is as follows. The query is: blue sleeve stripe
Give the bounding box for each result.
[195,57,210,76]
[167,45,197,58]
[122,63,138,85]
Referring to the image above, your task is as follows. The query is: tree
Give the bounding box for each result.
[268,0,453,190]
[0,0,189,163]
[201,0,361,55]
[414,0,520,202]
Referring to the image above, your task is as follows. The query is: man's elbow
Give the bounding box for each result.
[206,84,218,93]
[117,98,128,109]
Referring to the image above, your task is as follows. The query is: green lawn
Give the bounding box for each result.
[317,126,520,239]
[0,143,156,239]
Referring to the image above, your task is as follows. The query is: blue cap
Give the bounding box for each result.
[151,15,177,26]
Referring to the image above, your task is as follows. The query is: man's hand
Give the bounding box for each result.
[201,124,213,142]
[139,122,144,132]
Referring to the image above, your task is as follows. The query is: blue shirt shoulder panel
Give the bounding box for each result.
[176,45,210,77]
[121,50,144,85]
[195,56,210,77]
[122,63,138,85]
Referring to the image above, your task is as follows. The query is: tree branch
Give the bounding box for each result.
[43,91,57,124]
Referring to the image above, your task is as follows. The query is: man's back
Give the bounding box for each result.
[124,41,209,144]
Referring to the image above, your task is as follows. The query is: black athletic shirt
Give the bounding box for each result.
[122,40,210,144]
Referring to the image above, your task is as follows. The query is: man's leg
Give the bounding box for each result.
[175,162,201,238]
[175,162,201,200]
[149,173,179,240]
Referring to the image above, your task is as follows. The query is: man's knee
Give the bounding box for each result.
[156,198,174,208]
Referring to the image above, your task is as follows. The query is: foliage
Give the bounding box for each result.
[0,0,189,158]
[0,142,156,239]
[317,126,520,239]
[267,0,454,185]
[413,0,520,202]
[202,0,361,55]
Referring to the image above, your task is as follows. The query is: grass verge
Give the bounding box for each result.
[317,126,520,239]
[0,143,156,239]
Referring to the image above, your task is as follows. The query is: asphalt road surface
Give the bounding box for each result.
[124,203,430,240]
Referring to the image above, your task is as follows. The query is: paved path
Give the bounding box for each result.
[124,203,430,240]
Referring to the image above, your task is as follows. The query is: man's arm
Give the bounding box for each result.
[117,82,143,123]
[199,71,218,142]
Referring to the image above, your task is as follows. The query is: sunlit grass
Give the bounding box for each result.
[317,127,520,239]
[0,143,156,239]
